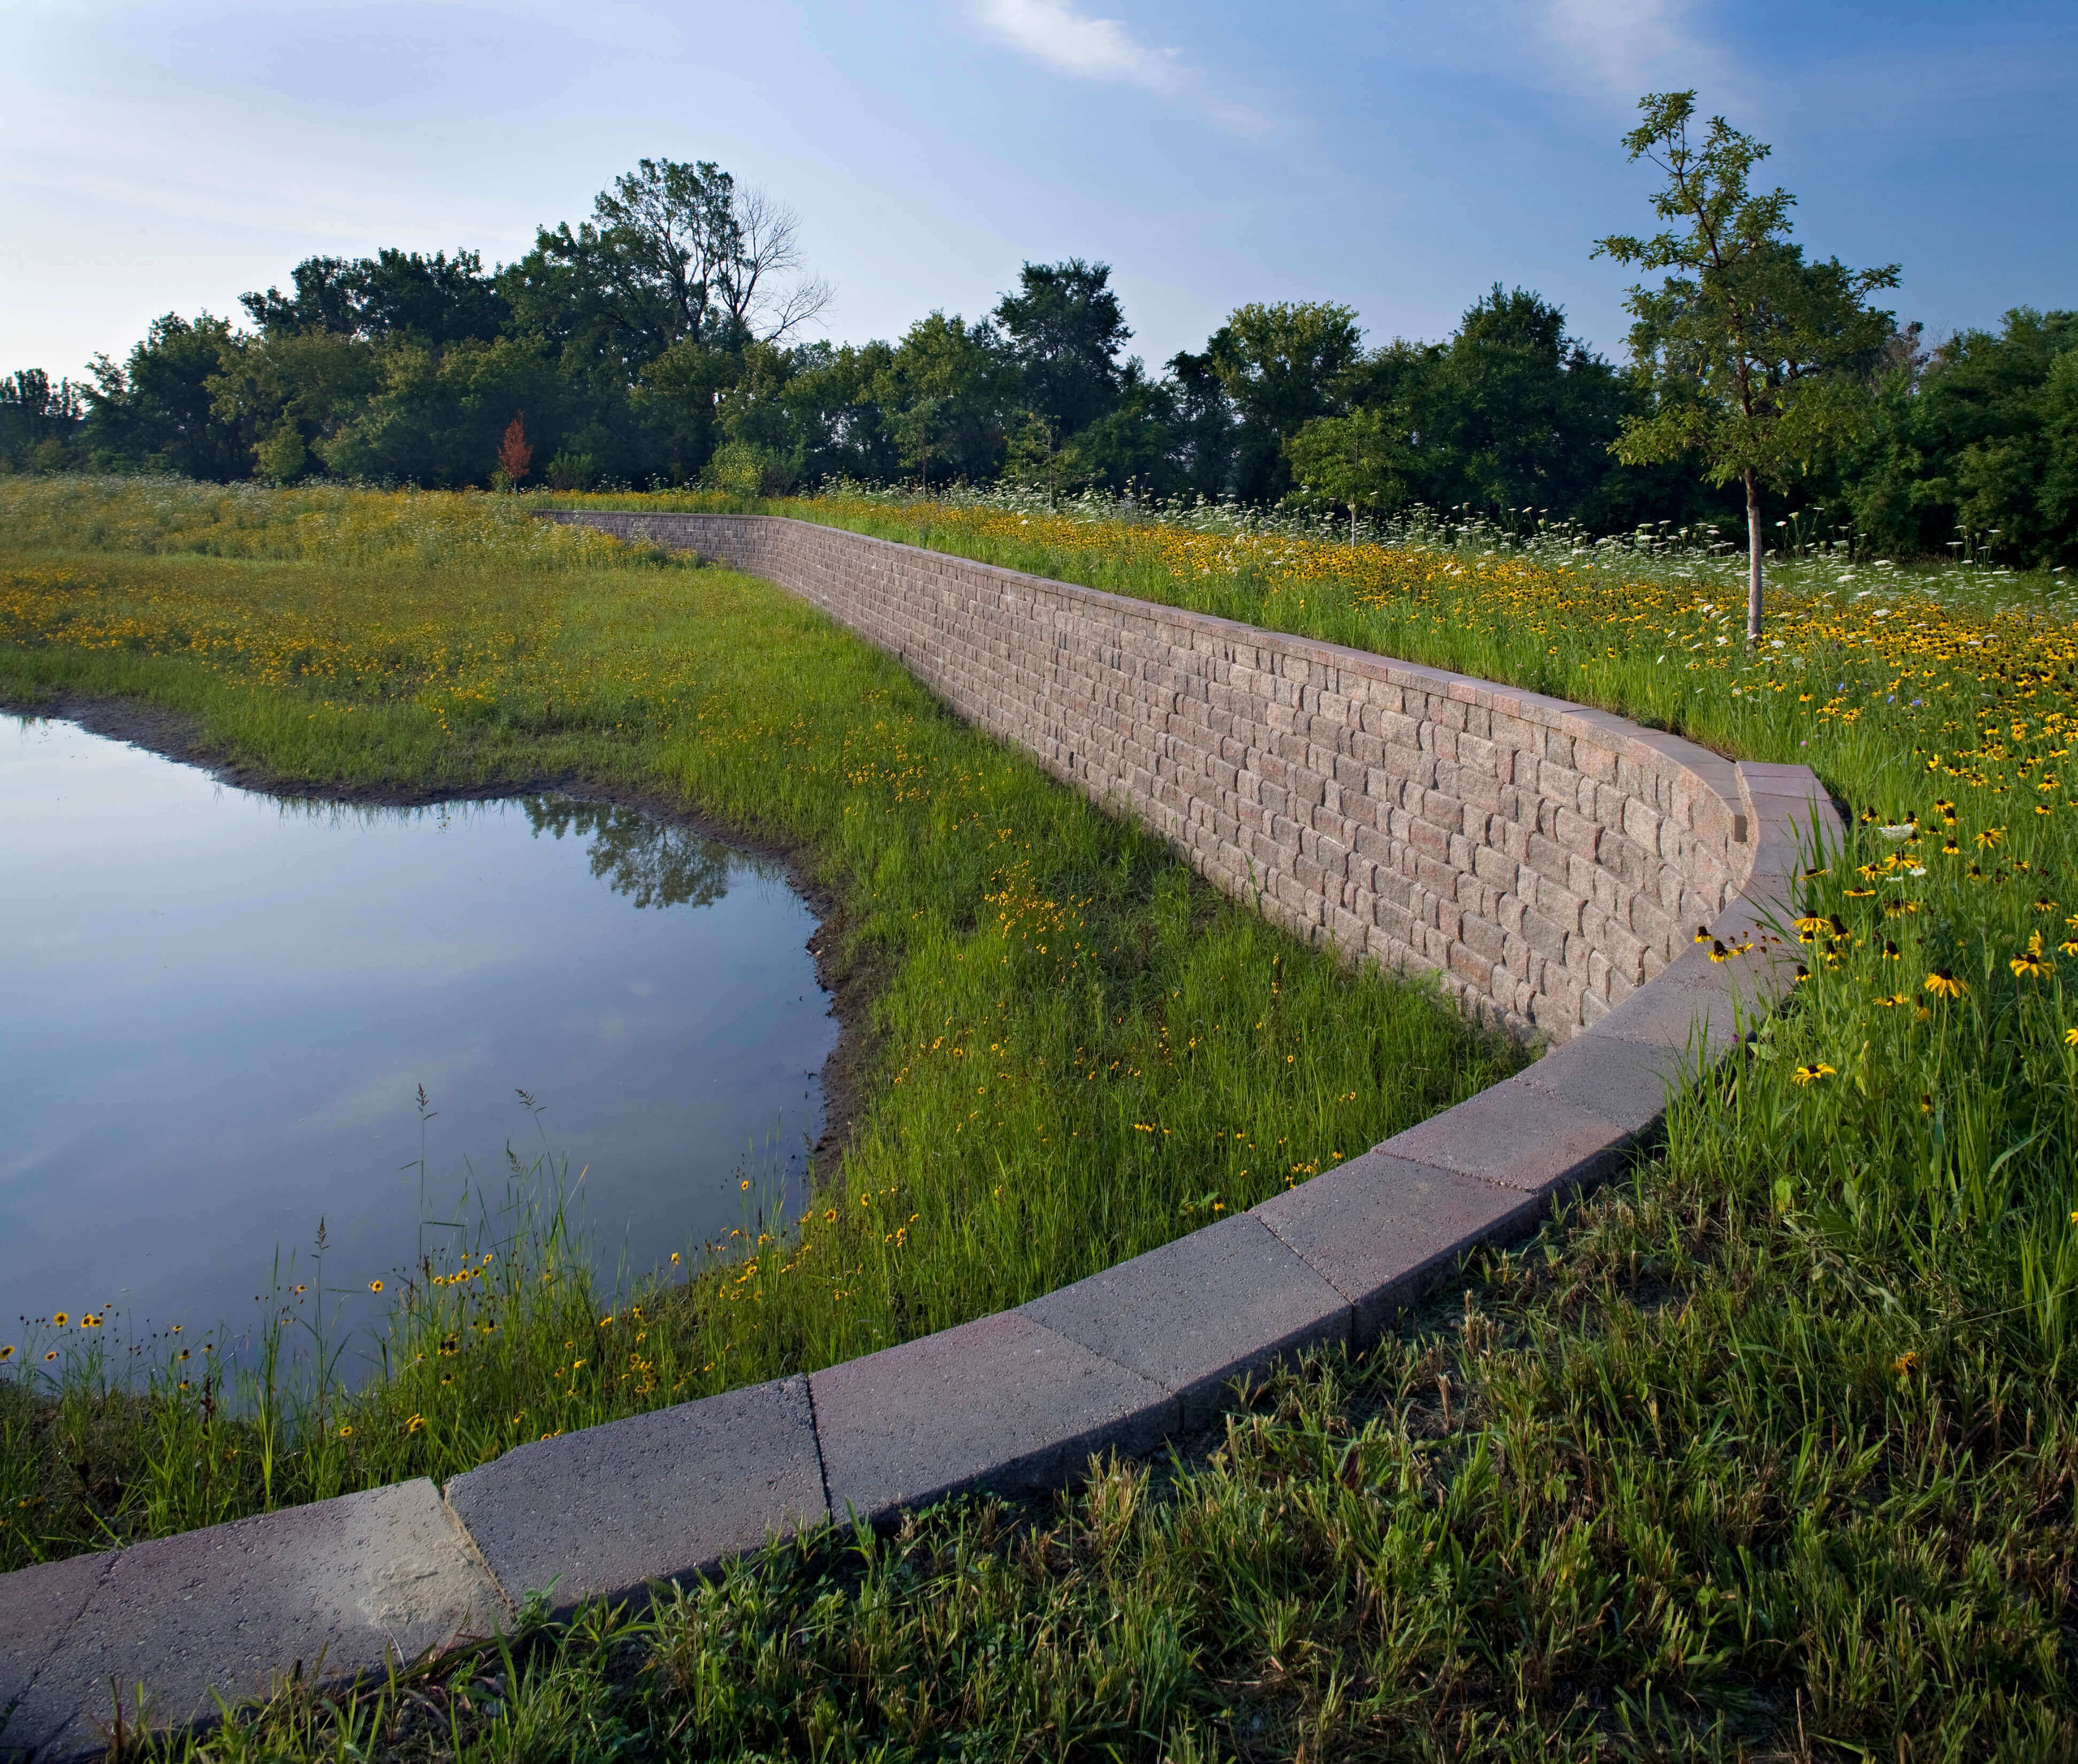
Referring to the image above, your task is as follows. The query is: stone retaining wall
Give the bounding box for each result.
[0,523,1839,1762]
[553,512,1750,1041]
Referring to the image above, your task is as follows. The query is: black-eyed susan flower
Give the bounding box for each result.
[1925,969,1968,1000]
[1976,826,2006,848]
[1792,1063,1837,1085]
[369,1279,383,1294]
[2011,934,2054,979]
[0,1345,13,1362]
[52,1313,68,1328]
[2066,1027,2078,1048]
[44,1351,57,1363]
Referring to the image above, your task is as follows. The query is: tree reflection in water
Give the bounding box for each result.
[523,798,753,910]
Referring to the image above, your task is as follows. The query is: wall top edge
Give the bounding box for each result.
[569,511,1747,824]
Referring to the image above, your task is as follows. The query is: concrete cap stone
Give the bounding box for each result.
[1517,1030,1691,1138]
[811,1310,1175,1526]
[0,1551,115,1762]
[1592,958,1750,1060]
[1377,1072,1638,1196]
[5,1479,502,1763]
[444,1377,827,1613]
[1020,1214,1352,1426]
[1251,1151,1543,1340]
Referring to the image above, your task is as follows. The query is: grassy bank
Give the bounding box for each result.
[10,475,2078,1758]
[0,476,1515,1568]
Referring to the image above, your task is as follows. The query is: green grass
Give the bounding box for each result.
[126,1130,2078,1762]
[10,474,2078,1758]
[0,476,1515,1569]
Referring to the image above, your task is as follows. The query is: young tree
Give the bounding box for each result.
[877,313,1012,489]
[495,412,532,489]
[1597,92,1898,643]
[1286,406,1407,541]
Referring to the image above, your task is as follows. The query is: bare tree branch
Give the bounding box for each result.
[718,188,835,345]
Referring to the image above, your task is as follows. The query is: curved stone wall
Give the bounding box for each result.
[0,523,1840,1762]
[554,512,1751,1041]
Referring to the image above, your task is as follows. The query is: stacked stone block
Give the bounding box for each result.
[556,512,1753,1042]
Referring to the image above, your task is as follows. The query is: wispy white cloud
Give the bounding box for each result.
[1536,0,1740,107]
[970,0,1270,136]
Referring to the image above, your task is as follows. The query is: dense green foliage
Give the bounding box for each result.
[0,477,1512,1569]
[9,99,2073,568]
[1596,91,1901,638]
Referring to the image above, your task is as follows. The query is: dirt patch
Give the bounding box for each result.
[0,683,884,1182]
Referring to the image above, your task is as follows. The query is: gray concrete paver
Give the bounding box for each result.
[6,1480,501,1763]
[1252,1151,1545,1339]
[444,1377,827,1612]
[1378,1073,1639,1194]
[1020,1215,1352,1425]
[811,1311,1175,1525]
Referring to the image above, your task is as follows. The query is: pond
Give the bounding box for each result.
[1,717,838,1361]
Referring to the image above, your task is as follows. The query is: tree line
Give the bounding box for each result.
[5,109,2075,571]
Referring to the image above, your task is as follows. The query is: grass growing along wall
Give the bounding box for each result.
[569,483,2078,1346]
[11,477,2078,1756]
[0,477,1517,1568]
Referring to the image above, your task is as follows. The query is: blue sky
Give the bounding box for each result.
[4,0,2072,382]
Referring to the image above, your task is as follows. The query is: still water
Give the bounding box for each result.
[1,718,836,1352]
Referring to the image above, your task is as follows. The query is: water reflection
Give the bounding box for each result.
[0,717,837,1354]
[523,799,741,911]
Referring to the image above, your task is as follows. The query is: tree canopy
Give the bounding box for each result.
[14,133,2071,571]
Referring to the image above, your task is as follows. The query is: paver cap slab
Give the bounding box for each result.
[812,1310,1175,1524]
[1252,1151,1543,1339]
[1379,1073,1639,1195]
[1020,1214,1351,1425]
[445,1376,828,1612]
[5,1480,501,1763]
[0,1552,114,1762]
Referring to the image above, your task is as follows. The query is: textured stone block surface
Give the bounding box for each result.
[0,1551,114,1761]
[1378,1074,1638,1195]
[445,1377,826,1611]
[1517,1030,1688,1137]
[1021,1214,1352,1425]
[812,1311,1175,1525]
[6,1480,501,1763]
[1252,1150,1545,1339]
[549,511,1793,1051]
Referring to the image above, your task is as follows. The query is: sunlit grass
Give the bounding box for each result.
[0,476,1513,1568]
[10,474,2078,1755]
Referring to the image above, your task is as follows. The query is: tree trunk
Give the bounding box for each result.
[1744,468,1764,646]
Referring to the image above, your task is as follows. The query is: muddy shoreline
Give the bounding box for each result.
[0,683,882,1185]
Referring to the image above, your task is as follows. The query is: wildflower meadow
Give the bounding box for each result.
[3,476,2077,1757]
